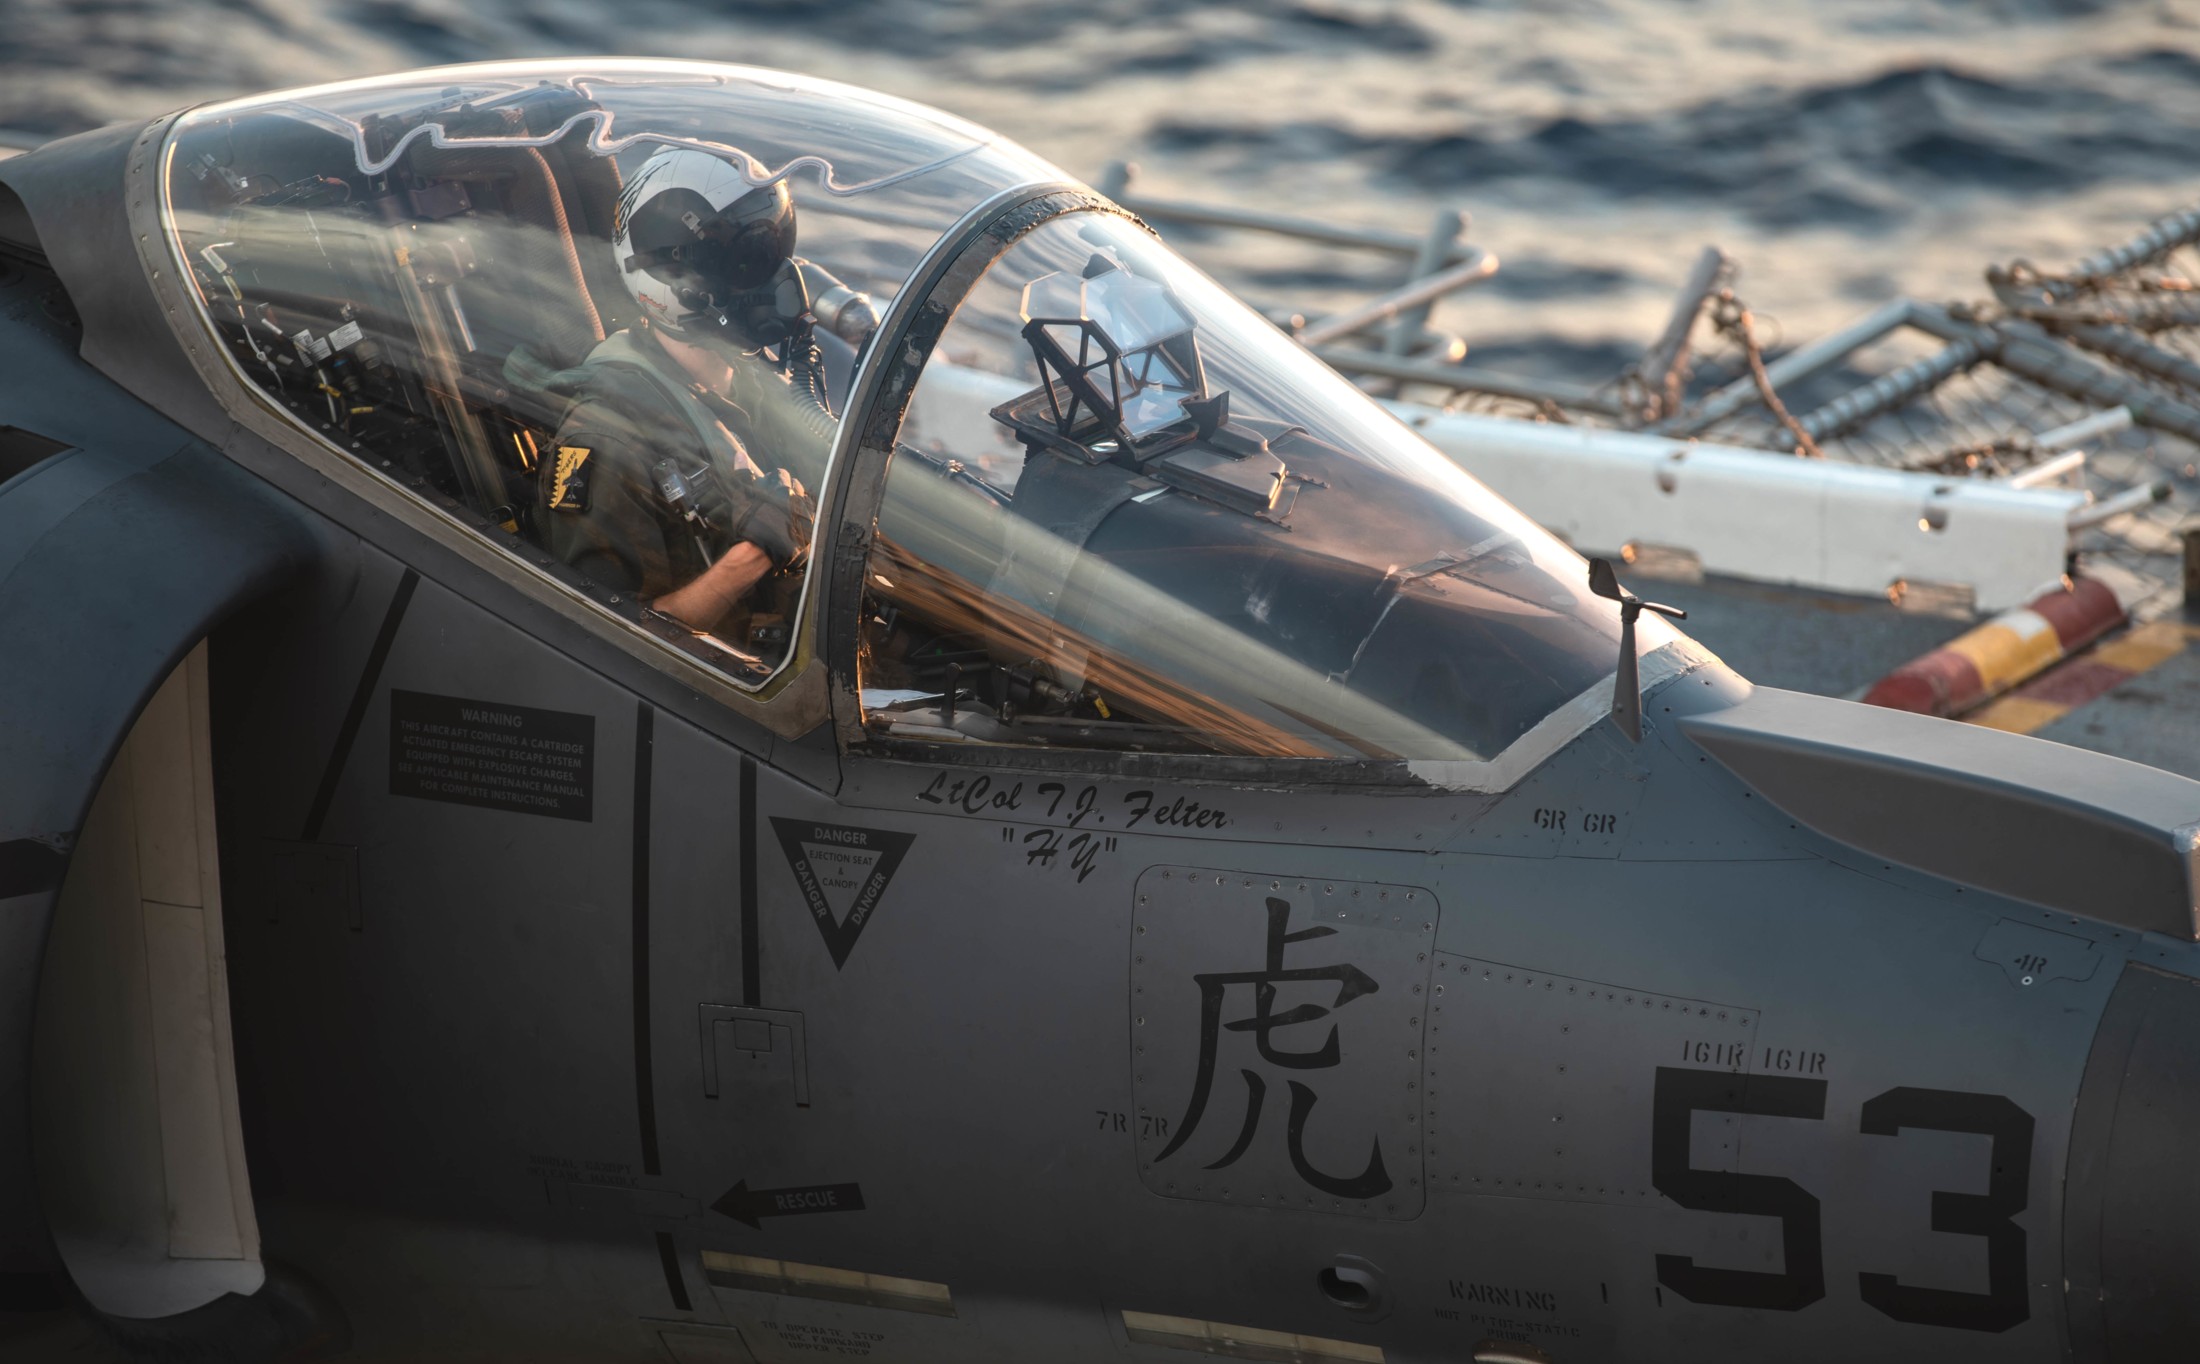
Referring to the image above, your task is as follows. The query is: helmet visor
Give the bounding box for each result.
[624,182,796,304]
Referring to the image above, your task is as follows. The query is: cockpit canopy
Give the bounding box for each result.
[156,59,1653,768]
[873,211,1646,762]
[161,61,1055,676]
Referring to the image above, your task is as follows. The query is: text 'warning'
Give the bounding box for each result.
[389,689,596,822]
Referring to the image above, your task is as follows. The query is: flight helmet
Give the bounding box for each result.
[613,147,801,343]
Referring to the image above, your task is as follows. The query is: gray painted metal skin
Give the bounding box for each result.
[2,101,2200,1364]
[0,225,320,1286]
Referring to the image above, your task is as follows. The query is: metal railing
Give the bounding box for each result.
[1094,162,2200,615]
[1096,161,1562,404]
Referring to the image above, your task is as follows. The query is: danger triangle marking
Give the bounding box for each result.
[770,818,916,969]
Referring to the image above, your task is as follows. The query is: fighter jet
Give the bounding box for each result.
[1,58,2195,1364]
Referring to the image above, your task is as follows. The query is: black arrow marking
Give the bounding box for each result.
[710,1180,867,1230]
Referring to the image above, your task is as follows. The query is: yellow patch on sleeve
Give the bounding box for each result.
[550,445,592,511]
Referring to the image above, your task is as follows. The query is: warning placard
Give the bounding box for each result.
[389,689,595,822]
[770,819,914,968]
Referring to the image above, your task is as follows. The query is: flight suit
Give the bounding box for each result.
[538,328,817,603]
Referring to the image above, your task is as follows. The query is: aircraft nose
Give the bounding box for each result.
[2062,963,2200,1355]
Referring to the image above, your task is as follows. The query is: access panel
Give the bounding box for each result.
[1130,867,1436,1220]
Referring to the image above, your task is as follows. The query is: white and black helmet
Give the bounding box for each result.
[613,147,798,338]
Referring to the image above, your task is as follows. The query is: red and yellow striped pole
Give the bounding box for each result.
[1863,576,2127,718]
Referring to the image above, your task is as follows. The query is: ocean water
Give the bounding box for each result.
[3,0,2197,378]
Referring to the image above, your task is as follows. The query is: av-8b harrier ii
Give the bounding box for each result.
[0,57,2195,1364]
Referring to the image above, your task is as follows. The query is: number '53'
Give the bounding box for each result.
[1652,1066,2035,1334]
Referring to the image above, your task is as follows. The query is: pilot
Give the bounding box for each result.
[537,146,872,636]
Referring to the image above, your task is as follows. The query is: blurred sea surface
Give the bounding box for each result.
[3,0,2198,377]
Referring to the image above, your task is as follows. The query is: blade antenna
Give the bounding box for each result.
[1586,557,1687,742]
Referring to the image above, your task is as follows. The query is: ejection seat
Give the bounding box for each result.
[397,133,629,541]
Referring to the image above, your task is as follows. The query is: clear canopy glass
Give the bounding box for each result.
[870,212,1644,762]
[161,60,1056,683]
[155,60,1658,763]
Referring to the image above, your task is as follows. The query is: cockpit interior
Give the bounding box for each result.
[162,63,1641,769]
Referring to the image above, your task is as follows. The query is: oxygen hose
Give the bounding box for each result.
[785,337,837,433]
[733,332,840,495]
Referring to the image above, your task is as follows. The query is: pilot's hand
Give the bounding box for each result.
[725,467,814,570]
